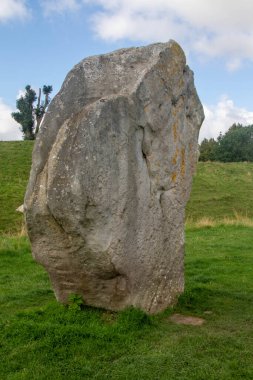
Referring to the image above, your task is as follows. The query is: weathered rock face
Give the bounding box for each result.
[25,41,204,314]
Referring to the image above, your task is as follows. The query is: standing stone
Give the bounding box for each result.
[25,41,204,314]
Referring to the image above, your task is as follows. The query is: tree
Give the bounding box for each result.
[199,123,253,162]
[215,124,253,162]
[199,138,218,161]
[12,85,36,140]
[12,84,53,140]
[34,85,53,135]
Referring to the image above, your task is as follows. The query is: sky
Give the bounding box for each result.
[1,0,253,141]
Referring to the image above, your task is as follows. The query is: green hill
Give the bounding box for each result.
[1,141,253,233]
[186,161,253,221]
[0,141,33,234]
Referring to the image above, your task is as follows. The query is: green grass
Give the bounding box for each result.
[1,142,253,379]
[0,141,33,234]
[1,226,253,379]
[186,161,253,221]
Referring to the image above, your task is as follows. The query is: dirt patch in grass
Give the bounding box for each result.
[170,313,205,326]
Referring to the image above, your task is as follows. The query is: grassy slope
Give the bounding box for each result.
[1,142,253,234]
[186,161,253,221]
[0,141,33,234]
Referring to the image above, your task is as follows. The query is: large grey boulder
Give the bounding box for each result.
[25,41,204,314]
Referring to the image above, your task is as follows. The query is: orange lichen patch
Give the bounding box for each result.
[172,107,177,117]
[172,122,178,142]
[143,102,151,111]
[170,42,184,58]
[188,143,195,168]
[172,147,179,165]
[171,172,177,182]
[180,148,185,177]
[179,78,184,88]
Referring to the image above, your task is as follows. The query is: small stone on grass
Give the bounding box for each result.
[170,313,205,326]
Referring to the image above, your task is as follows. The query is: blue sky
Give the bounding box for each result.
[1,0,253,141]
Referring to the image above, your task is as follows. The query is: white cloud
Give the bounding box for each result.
[0,0,30,22]
[86,0,253,68]
[41,0,80,15]
[0,99,22,141]
[199,96,253,142]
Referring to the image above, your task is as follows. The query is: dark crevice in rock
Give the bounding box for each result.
[159,191,165,218]
[142,147,147,161]
[138,125,148,162]
[138,124,153,196]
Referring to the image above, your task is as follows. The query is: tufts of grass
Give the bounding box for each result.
[186,212,253,228]
[222,212,253,227]
[186,216,217,228]
[115,307,153,332]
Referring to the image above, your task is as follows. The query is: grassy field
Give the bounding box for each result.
[1,142,253,233]
[186,161,253,221]
[0,141,33,234]
[1,226,253,379]
[1,142,253,379]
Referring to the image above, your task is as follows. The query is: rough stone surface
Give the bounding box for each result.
[25,41,204,314]
[16,204,24,213]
